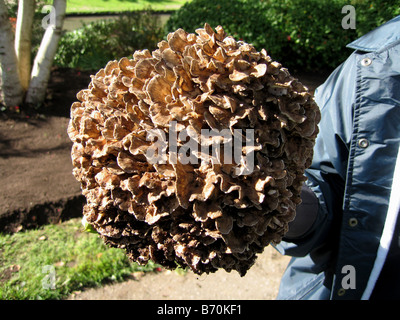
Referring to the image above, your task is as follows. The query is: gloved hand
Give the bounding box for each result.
[284,184,319,240]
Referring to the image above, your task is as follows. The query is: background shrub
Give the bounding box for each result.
[55,10,164,70]
[165,0,400,72]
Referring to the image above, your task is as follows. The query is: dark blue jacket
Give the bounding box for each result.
[275,15,400,300]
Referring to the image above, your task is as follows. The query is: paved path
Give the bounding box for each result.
[68,246,290,300]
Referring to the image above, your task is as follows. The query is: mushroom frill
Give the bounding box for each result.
[68,23,320,276]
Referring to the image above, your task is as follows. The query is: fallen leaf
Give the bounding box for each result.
[11,264,21,272]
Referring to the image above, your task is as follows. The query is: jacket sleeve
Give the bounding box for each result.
[275,51,357,257]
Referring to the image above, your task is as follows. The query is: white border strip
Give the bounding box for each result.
[361,144,400,300]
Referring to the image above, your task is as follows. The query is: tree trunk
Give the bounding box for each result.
[14,0,35,92]
[0,0,24,107]
[25,0,66,105]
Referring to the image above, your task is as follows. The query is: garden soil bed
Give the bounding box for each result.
[0,68,94,233]
[0,66,328,299]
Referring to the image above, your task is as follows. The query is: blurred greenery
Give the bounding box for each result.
[64,0,191,14]
[166,0,400,72]
[5,0,400,72]
[54,10,164,70]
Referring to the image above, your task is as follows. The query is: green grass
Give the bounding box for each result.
[64,0,191,14]
[0,218,159,300]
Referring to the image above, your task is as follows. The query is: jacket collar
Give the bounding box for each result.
[347,15,400,52]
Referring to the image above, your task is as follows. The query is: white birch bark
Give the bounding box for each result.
[0,0,23,107]
[25,0,66,105]
[14,0,35,92]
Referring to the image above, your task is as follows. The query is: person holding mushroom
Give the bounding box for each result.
[276,15,400,300]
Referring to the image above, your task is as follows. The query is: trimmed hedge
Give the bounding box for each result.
[165,0,400,72]
[55,10,164,70]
